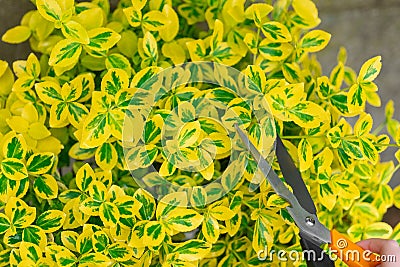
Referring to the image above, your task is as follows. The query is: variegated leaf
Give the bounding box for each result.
[36,210,66,233]
[49,39,82,68]
[26,152,54,175]
[86,27,121,51]
[33,174,58,199]
[173,239,212,261]
[1,158,28,181]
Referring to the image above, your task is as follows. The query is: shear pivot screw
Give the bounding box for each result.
[305,216,315,226]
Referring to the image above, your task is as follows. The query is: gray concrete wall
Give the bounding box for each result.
[0,0,33,63]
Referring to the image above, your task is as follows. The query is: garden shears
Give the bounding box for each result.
[235,125,381,267]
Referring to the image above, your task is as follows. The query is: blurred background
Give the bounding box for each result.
[0,0,399,223]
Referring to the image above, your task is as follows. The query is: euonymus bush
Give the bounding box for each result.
[0,0,399,266]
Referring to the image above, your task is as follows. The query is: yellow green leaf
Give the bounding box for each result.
[70,73,95,102]
[299,30,331,53]
[88,181,107,202]
[317,182,336,211]
[49,39,82,68]
[261,22,292,43]
[267,194,289,208]
[156,192,188,219]
[74,5,104,30]
[190,186,207,208]
[126,144,159,169]
[28,122,51,140]
[76,230,93,255]
[347,224,364,242]
[61,20,89,44]
[142,10,168,31]
[99,202,120,226]
[101,68,129,96]
[210,205,235,221]
[359,138,378,163]
[165,208,203,233]
[173,239,212,261]
[36,210,66,233]
[108,242,133,262]
[334,179,360,200]
[61,231,79,252]
[330,62,345,88]
[252,217,273,253]
[244,32,258,54]
[288,102,330,128]
[132,0,147,10]
[2,132,27,160]
[81,114,110,149]
[292,0,320,29]
[95,142,118,171]
[26,152,54,175]
[2,26,31,44]
[297,138,313,172]
[123,6,142,28]
[20,241,41,263]
[105,53,131,75]
[350,203,379,222]
[159,4,179,42]
[358,56,382,82]
[259,40,293,62]
[394,185,400,209]
[26,52,40,79]
[35,81,62,104]
[186,39,207,61]
[364,222,393,239]
[281,63,303,83]
[33,174,58,199]
[143,221,165,246]
[159,160,176,177]
[22,225,47,249]
[114,195,141,219]
[1,158,28,181]
[134,189,156,220]
[202,215,220,244]
[55,248,77,267]
[162,41,186,65]
[36,0,63,22]
[80,198,101,216]
[75,163,96,192]
[142,31,158,61]
[178,121,201,148]
[0,214,10,234]
[87,27,121,51]
[6,197,36,229]
[244,3,273,23]
[130,66,162,88]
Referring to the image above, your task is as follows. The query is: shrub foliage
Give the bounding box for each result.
[0,0,399,266]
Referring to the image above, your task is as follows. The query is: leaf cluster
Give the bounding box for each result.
[0,0,398,266]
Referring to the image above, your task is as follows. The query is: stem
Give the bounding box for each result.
[372,121,386,135]
[374,143,400,148]
[393,164,400,175]
[232,250,249,267]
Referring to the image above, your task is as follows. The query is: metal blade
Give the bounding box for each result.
[235,124,331,247]
[235,124,298,205]
[275,136,316,214]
